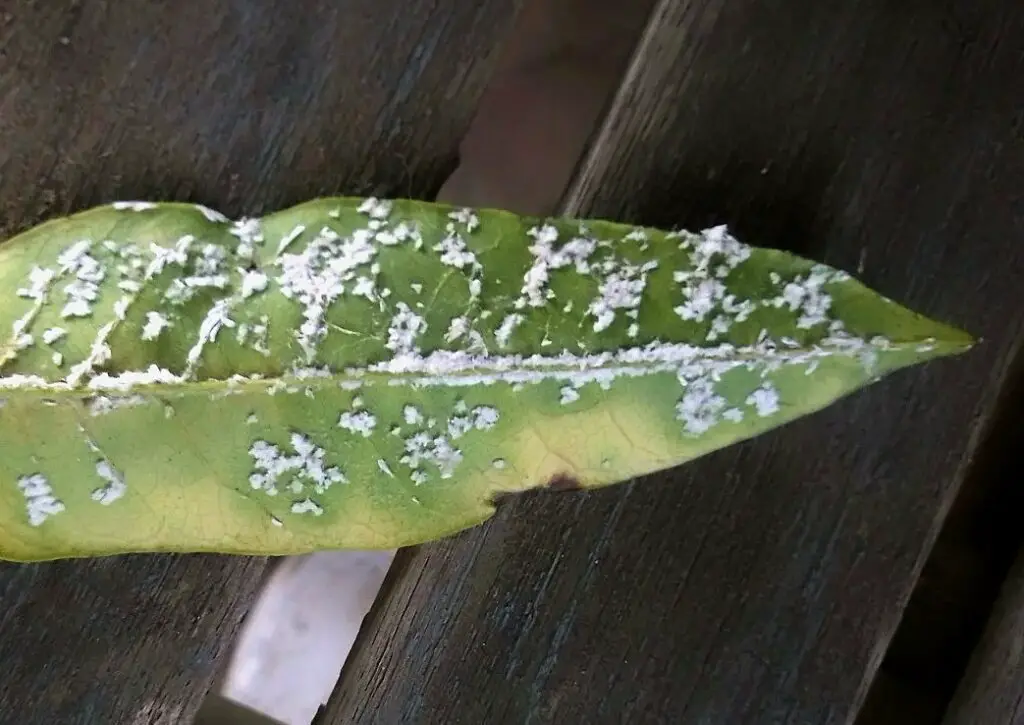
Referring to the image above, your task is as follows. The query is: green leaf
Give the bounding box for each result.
[0,197,972,561]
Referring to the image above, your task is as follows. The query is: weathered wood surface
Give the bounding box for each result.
[943,549,1024,725]
[941,345,1024,725]
[0,2,522,723]
[858,343,1024,722]
[325,0,1024,722]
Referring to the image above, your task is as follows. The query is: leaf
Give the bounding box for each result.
[0,197,972,561]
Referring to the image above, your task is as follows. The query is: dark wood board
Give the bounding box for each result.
[0,2,522,723]
[944,547,1024,725]
[857,339,1024,722]
[941,343,1024,725]
[325,0,1024,723]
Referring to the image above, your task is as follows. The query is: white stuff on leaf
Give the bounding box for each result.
[141,311,171,341]
[444,316,469,344]
[249,432,346,499]
[403,405,423,426]
[338,409,377,437]
[746,383,781,417]
[560,385,581,405]
[276,224,306,257]
[186,299,235,369]
[16,266,56,302]
[517,224,596,309]
[112,199,155,210]
[17,473,65,527]
[290,498,324,516]
[88,394,147,416]
[0,198,938,468]
[495,313,523,349]
[92,459,127,505]
[41,327,67,345]
[386,303,426,356]
[196,204,229,223]
[588,259,658,333]
[676,376,728,436]
[276,224,376,362]
[240,269,270,299]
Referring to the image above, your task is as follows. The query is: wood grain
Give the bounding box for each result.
[859,342,1024,722]
[0,2,522,723]
[941,342,1024,725]
[943,549,1024,725]
[324,0,1024,722]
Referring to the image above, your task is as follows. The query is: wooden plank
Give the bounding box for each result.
[858,341,1024,722]
[942,343,1024,725]
[944,549,1024,725]
[0,2,522,723]
[323,0,1024,722]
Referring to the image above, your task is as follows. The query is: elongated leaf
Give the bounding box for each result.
[0,198,972,561]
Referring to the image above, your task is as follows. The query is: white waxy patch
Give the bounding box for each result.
[447,415,473,439]
[91,459,127,505]
[271,516,284,527]
[240,269,269,299]
[276,224,306,256]
[403,405,423,425]
[676,377,728,436]
[231,218,265,259]
[41,327,66,345]
[249,433,346,497]
[338,409,377,437]
[377,459,395,477]
[559,385,581,405]
[746,384,780,417]
[140,309,172,342]
[196,204,229,223]
[290,498,324,516]
[52,352,63,366]
[65,320,116,386]
[400,431,463,481]
[16,266,56,302]
[276,225,374,361]
[445,316,469,344]
[768,264,843,330]
[56,240,106,319]
[112,201,157,211]
[410,283,423,294]
[17,473,65,527]
[351,276,376,300]
[88,394,147,416]
[146,235,193,281]
[113,296,131,320]
[492,458,507,469]
[385,303,426,355]
[186,300,235,369]
[472,406,499,430]
[358,197,392,220]
[495,314,523,348]
[673,225,755,328]
[246,413,259,425]
[722,408,744,423]
[449,208,480,233]
[517,224,596,310]
[588,260,657,333]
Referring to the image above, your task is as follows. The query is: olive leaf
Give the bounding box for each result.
[0,198,972,562]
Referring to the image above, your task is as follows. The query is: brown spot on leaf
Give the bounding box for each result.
[547,472,581,491]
